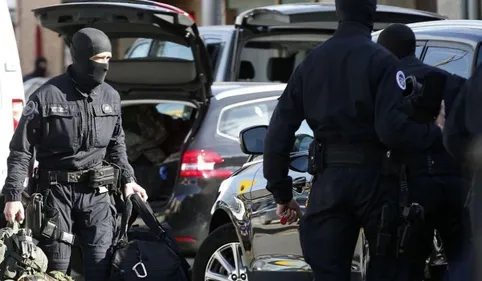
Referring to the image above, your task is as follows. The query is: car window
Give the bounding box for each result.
[415,45,424,59]
[422,46,472,78]
[238,40,319,82]
[476,44,482,68]
[218,98,314,142]
[127,41,151,58]
[204,38,224,72]
[218,99,278,140]
[152,41,194,61]
[155,103,195,120]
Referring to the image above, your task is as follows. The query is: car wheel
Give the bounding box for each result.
[192,223,248,281]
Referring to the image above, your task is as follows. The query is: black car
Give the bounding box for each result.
[192,19,482,281]
[126,3,445,83]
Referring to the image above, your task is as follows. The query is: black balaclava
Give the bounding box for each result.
[377,23,416,59]
[33,57,47,77]
[335,0,377,30]
[70,28,111,91]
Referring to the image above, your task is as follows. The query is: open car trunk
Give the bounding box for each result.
[33,0,214,204]
[121,99,197,203]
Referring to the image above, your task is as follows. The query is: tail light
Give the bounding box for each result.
[12,99,24,131]
[180,150,233,178]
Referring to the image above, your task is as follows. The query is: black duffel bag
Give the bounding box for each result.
[109,194,191,281]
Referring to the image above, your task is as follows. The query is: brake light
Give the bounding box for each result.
[152,2,196,22]
[12,99,23,131]
[180,150,233,178]
[175,236,196,243]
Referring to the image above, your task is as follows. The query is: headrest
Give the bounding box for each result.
[267,57,295,83]
[238,60,255,80]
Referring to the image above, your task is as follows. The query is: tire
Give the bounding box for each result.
[192,223,247,281]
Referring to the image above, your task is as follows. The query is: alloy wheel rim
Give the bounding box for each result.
[205,242,247,281]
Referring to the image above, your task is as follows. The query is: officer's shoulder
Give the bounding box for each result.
[32,75,65,99]
[99,82,121,100]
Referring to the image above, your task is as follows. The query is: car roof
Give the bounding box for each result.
[372,20,482,43]
[211,82,286,100]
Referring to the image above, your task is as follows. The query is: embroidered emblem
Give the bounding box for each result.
[22,100,36,117]
[102,104,113,114]
[396,71,406,90]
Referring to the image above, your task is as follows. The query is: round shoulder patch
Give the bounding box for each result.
[22,100,36,117]
[396,70,407,90]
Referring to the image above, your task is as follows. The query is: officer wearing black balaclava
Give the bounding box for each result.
[263,0,443,280]
[377,24,471,281]
[3,27,148,281]
[444,62,482,281]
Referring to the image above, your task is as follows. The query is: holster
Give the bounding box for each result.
[376,203,396,256]
[308,140,324,175]
[24,193,44,238]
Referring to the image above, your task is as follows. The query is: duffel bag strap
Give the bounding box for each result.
[115,195,133,244]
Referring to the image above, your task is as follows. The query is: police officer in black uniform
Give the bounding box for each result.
[444,63,482,280]
[2,28,147,281]
[377,24,470,281]
[263,1,444,280]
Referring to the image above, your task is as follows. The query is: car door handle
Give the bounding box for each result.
[292,177,307,193]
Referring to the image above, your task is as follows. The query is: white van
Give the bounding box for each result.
[0,0,25,191]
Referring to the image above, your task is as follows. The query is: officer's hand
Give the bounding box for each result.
[435,100,445,131]
[276,199,301,225]
[124,182,148,202]
[4,201,24,223]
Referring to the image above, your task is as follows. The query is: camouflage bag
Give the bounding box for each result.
[17,271,75,281]
[0,224,48,281]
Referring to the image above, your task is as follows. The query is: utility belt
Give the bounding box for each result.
[26,165,121,247]
[307,140,388,175]
[37,165,120,193]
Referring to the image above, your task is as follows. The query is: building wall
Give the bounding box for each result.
[15,0,463,77]
[16,0,63,77]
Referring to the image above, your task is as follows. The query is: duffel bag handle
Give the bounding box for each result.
[127,193,166,237]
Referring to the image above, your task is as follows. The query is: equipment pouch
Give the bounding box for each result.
[308,141,323,175]
[88,166,115,189]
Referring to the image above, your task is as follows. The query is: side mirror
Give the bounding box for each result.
[293,134,314,152]
[289,155,309,173]
[239,125,268,155]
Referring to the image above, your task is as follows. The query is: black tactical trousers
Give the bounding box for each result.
[38,182,115,281]
[396,174,472,281]
[299,166,401,281]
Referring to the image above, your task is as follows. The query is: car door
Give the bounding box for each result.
[421,41,474,78]
[247,121,314,274]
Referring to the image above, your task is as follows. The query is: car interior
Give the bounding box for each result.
[238,33,329,82]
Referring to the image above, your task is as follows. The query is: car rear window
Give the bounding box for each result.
[217,98,278,141]
[123,38,194,61]
[217,97,314,142]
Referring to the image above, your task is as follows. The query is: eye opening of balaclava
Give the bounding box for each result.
[377,23,416,59]
[335,0,377,30]
[70,27,112,91]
